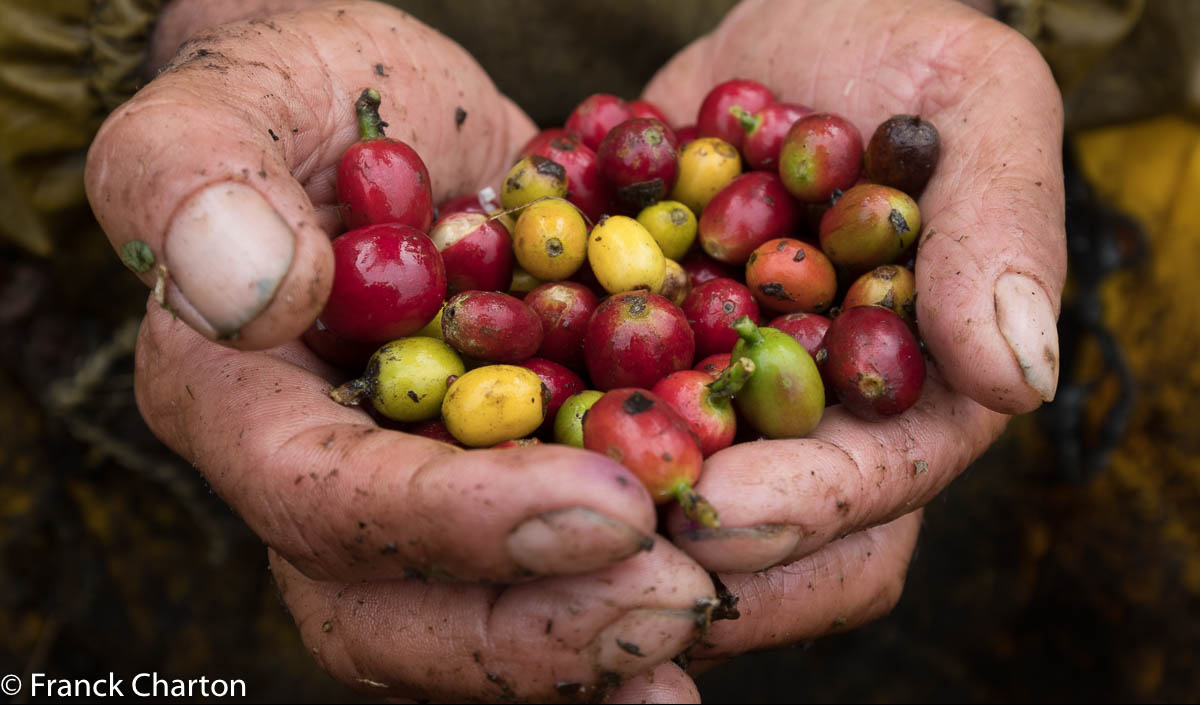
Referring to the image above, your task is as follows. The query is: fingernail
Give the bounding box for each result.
[679,523,802,571]
[592,609,702,674]
[507,507,654,575]
[165,182,295,339]
[994,272,1059,402]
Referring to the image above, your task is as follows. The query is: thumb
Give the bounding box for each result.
[85,2,534,349]
[87,77,329,349]
[643,0,1068,414]
[912,29,1067,414]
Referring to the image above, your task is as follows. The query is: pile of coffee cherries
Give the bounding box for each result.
[311,82,939,526]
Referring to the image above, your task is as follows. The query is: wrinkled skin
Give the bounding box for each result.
[86,0,1064,700]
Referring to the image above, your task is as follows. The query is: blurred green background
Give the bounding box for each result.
[2,0,1199,702]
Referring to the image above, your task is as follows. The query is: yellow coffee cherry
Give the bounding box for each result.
[671,137,742,215]
[513,198,588,280]
[636,200,697,260]
[500,155,569,212]
[330,337,464,422]
[587,215,666,294]
[441,365,546,447]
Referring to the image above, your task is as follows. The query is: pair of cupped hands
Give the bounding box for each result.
[85,0,1065,701]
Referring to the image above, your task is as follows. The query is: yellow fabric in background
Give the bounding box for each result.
[1073,116,1200,598]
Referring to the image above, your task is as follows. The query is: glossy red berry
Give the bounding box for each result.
[584,292,695,391]
[596,118,679,214]
[583,388,717,527]
[778,112,864,203]
[565,93,635,151]
[524,281,599,371]
[519,128,574,157]
[698,171,800,265]
[694,352,733,380]
[441,291,543,364]
[681,277,760,359]
[819,305,925,420]
[428,212,514,294]
[652,357,753,457]
[767,312,831,358]
[696,79,775,150]
[321,223,446,344]
[736,102,812,171]
[337,89,434,231]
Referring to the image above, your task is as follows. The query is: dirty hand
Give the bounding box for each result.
[87,1,714,700]
[86,0,1065,702]
[627,0,1067,677]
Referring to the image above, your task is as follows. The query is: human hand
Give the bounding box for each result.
[95,0,677,582]
[88,0,537,350]
[251,4,1047,694]
[268,511,923,703]
[631,0,1066,681]
[88,2,720,698]
[89,0,1065,700]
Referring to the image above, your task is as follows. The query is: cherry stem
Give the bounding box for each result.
[729,105,761,134]
[329,377,369,406]
[707,356,755,403]
[731,315,763,346]
[673,480,720,529]
[356,88,386,140]
[487,194,593,228]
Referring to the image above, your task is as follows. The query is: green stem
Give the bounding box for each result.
[731,315,763,347]
[729,105,760,134]
[672,480,720,529]
[356,88,386,140]
[329,377,370,406]
[707,356,755,403]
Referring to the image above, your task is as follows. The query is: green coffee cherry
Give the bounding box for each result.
[330,336,465,422]
[636,200,697,260]
[730,316,824,438]
[553,390,604,447]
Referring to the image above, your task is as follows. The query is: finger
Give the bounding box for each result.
[668,373,1005,573]
[914,46,1065,413]
[603,663,700,705]
[270,538,716,703]
[86,2,535,349]
[643,0,1066,413]
[686,511,922,664]
[136,301,657,582]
